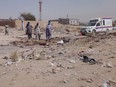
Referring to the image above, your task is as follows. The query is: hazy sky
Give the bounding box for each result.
[0,0,116,22]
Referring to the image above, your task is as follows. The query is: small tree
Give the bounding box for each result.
[20,12,36,21]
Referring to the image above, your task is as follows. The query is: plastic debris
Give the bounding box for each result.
[66,59,76,63]
[57,40,64,44]
[106,62,113,68]
[80,55,97,64]
[102,80,108,87]
[102,62,113,68]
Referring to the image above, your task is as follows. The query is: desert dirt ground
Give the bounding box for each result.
[0,25,116,87]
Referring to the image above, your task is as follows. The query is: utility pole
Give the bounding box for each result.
[67,14,69,19]
[39,0,42,21]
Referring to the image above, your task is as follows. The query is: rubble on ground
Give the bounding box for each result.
[0,25,116,87]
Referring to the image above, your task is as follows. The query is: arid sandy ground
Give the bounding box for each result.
[0,25,116,87]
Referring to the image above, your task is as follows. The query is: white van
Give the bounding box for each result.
[80,18,113,35]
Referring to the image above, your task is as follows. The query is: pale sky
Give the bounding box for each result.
[0,0,116,22]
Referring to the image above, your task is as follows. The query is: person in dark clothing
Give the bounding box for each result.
[26,22,32,39]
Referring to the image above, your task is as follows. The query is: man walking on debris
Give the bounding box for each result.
[26,22,32,39]
[5,23,9,35]
[34,23,41,40]
[46,20,52,41]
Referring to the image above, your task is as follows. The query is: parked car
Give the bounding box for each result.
[80,17,113,36]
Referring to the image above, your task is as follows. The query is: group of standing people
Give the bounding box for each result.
[25,20,52,41]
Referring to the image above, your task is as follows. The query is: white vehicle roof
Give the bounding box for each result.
[91,17,112,20]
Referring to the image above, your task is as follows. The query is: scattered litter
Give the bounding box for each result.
[57,40,64,45]
[63,37,70,43]
[50,62,56,67]
[109,56,115,59]
[102,80,109,87]
[59,80,68,84]
[65,29,70,32]
[78,50,92,57]
[50,61,62,74]
[80,55,97,64]
[58,52,64,55]
[87,49,95,53]
[102,62,113,68]
[4,57,23,66]
[5,61,13,66]
[102,62,106,67]
[3,56,9,60]
[86,78,93,83]
[67,66,75,69]
[45,55,52,59]
[100,79,116,87]
[50,61,62,67]
[66,59,76,63]
[109,79,116,87]
[38,41,47,46]
[52,67,61,74]
[77,77,93,83]
[106,62,113,68]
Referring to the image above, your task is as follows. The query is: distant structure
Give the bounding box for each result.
[69,18,80,26]
[58,18,80,26]
[39,0,42,21]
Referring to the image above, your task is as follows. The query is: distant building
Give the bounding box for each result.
[58,18,79,26]
[58,18,69,25]
[69,19,79,25]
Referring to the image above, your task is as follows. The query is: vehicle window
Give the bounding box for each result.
[90,19,98,23]
[96,23,100,26]
[103,20,105,25]
[87,19,98,26]
[88,22,96,26]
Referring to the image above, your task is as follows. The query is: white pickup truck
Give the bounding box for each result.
[80,18,113,35]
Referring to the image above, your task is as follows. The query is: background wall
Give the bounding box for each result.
[15,20,60,30]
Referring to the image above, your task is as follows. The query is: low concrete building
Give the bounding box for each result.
[58,18,69,25]
[58,18,79,26]
[69,19,79,26]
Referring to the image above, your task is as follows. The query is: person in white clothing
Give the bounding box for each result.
[5,23,9,35]
[46,20,52,41]
[34,23,41,40]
